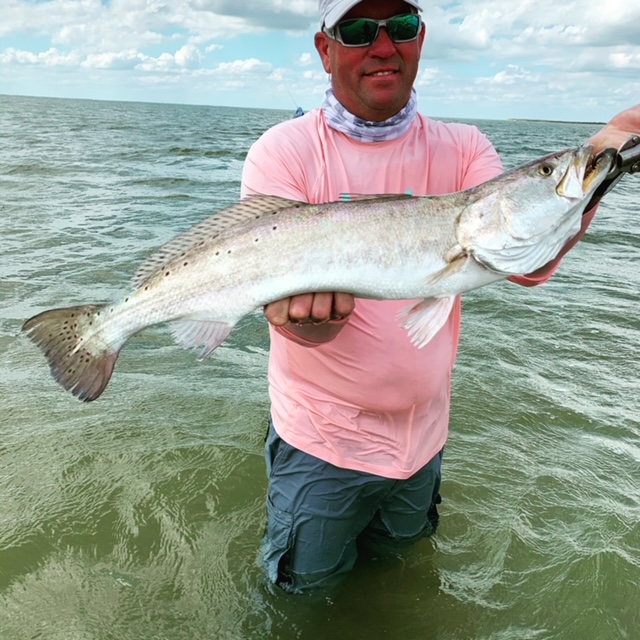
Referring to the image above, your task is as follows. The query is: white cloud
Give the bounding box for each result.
[82,49,146,70]
[136,52,179,73]
[415,67,442,86]
[609,51,640,69]
[174,44,203,68]
[215,58,272,74]
[0,46,81,67]
[476,65,541,86]
[78,46,205,72]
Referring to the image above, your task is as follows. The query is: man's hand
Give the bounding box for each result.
[265,292,355,326]
[589,104,640,153]
[264,292,356,344]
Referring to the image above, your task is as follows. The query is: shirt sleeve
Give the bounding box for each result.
[459,126,505,191]
[241,122,310,201]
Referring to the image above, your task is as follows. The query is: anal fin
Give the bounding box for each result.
[170,319,233,360]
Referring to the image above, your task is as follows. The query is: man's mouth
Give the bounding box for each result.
[368,70,397,77]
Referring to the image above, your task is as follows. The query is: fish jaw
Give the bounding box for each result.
[581,145,616,196]
[556,144,592,200]
[556,144,613,201]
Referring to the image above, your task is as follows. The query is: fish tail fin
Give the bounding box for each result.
[22,304,120,402]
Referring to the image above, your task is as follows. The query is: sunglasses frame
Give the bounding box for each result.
[323,13,423,48]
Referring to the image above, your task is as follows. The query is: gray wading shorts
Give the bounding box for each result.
[263,420,442,593]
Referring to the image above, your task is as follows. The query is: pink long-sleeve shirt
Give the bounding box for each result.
[240,108,581,479]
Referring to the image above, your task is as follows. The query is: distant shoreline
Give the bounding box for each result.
[508,118,605,126]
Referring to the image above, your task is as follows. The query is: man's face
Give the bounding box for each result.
[315,0,425,122]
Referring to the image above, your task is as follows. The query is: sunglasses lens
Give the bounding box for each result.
[335,15,421,47]
[337,18,379,46]
[387,15,421,42]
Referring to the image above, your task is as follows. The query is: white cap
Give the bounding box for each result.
[319,0,423,29]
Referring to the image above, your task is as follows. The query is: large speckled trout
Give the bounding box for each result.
[23,146,614,401]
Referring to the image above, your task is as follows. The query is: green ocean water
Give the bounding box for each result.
[0,94,638,640]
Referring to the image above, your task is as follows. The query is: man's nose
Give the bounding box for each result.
[368,26,397,56]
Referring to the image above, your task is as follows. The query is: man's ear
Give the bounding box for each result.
[314,32,332,74]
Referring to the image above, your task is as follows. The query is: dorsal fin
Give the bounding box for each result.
[132,195,304,290]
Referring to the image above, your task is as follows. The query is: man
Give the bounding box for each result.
[241,0,640,593]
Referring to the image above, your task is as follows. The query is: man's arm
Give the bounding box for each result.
[241,121,355,345]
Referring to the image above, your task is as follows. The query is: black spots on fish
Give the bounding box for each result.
[72,350,92,365]
[272,226,278,231]
[183,262,188,267]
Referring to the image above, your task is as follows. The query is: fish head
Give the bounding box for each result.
[457,145,615,275]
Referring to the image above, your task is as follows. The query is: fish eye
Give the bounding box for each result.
[538,163,555,177]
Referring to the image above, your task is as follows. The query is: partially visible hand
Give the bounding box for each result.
[264,292,355,326]
[589,104,640,154]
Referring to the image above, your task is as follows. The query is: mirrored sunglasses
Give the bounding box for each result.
[324,14,422,48]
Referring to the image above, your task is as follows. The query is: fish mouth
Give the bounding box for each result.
[582,145,616,193]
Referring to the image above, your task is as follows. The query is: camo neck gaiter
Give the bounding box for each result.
[320,85,417,143]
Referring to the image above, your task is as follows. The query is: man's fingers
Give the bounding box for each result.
[310,292,335,322]
[288,293,315,322]
[332,293,356,319]
[264,298,292,326]
[265,292,356,326]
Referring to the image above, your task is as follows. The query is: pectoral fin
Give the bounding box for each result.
[424,249,468,287]
[398,297,456,348]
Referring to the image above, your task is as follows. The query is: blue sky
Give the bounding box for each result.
[1,0,639,122]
